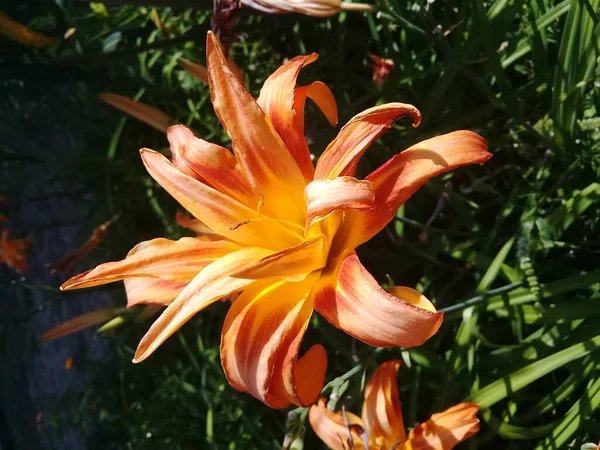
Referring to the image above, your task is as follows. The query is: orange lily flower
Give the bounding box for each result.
[241,0,374,17]
[0,229,30,273]
[61,32,491,408]
[309,361,480,450]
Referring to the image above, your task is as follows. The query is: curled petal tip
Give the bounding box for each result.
[409,107,422,128]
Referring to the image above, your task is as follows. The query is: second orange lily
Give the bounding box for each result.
[310,361,480,449]
[61,32,491,408]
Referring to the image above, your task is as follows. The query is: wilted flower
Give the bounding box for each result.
[0,229,30,273]
[100,94,174,133]
[241,0,374,17]
[61,32,490,408]
[0,9,56,48]
[368,54,395,86]
[39,307,125,342]
[50,220,113,275]
[310,361,480,450]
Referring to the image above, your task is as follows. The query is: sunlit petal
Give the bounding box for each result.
[302,81,338,126]
[231,235,326,282]
[221,275,326,408]
[178,56,245,86]
[257,53,337,181]
[362,360,406,447]
[124,277,187,308]
[168,125,258,206]
[206,32,307,223]
[338,130,491,249]
[309,398,365,450]
[389,286,437,312]
[407,403,480,450]
[134,247,272,363]
[61,237,239,289]
[313,253,443,348]
[140,148,302,249]
[305,177,373,227]
[314,103,421,179]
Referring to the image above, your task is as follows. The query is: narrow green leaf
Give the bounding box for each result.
[477,237,515,293]
[467,333,600,407]
[533,376,600,450]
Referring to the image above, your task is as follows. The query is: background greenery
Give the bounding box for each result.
[2,0,600,448]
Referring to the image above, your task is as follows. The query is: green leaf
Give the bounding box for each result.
[467,333,600,407]
[533,376,600,450]
[477,237,515,293]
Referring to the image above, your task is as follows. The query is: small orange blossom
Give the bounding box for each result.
[61,32,491,408]
[310,361,480,450]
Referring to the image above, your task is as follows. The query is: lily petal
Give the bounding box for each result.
[362,360,406,447]
[309,398,365,450]
[124,277,187,308]
[339,130,491,248]
[99,93,173,132]
[178,56,246,87]
[301,81,338,127]
[61,237,238,289]
[231,235,326,282]
[206,32,307,223]
[313,253,443,348]
[257,54,337,181]
[314,103,421,180]
[168,125,258,206]
[134,247,272,363]
[407,403,480,450]
[221,275,327,408]
[305,177,374,227]
[389,286,437,312]
[141,148,302,249]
